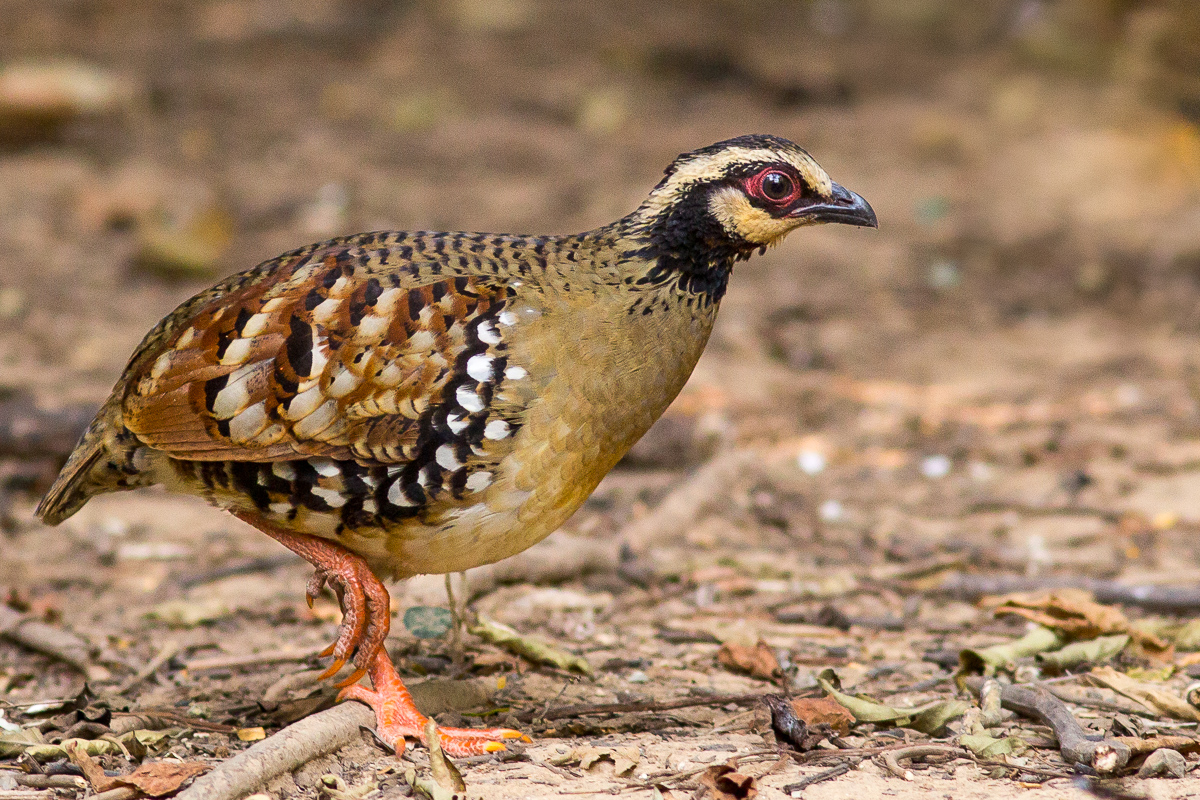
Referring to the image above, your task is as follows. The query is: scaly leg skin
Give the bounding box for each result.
[340,649,530,757]
[230,511,390,688]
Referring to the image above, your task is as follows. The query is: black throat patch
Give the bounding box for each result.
[623,182,758,306]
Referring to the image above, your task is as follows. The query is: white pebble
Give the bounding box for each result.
[921,454,951,479]
[797,449,826,475]
[818,499,843,522]
[969,461,993,482]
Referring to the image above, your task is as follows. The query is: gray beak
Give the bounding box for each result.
[791,182,878,228]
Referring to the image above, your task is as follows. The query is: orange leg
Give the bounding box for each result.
[340,648,530,757]
[230,511,389,688]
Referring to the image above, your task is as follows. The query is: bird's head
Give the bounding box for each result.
[640,133,876,245]
[622,134,876,303]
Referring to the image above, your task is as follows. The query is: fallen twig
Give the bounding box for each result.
[618,448,761,553]
[1040,684,1162,719]
[9,774,87,790]
[780,762,852,793]
[515,692,764,723]
[89,788,139,800]
[109,710,236,735]
[116,640,179,696]
[175,701,375,800]
[973,759,1073,780]
[938,572,1200,614]
[183,647,324,673]
[965,501,1121,523]
[177,555,296,590]
[879,744,963,780]
[1116,734,1200,757]
[990,683,1130,773]
[0,605,112,682]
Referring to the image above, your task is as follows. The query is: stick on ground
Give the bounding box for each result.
[175,701,375,800]
[995,684,1130,774]
[0,605,112,682]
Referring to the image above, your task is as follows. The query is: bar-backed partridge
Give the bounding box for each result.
[37,134,876,757]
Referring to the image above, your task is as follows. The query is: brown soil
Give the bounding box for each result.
[3,2,1200,798]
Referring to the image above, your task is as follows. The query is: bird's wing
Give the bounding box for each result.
[121,238,513,464]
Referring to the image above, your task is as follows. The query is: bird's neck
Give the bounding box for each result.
[603,195,756,308]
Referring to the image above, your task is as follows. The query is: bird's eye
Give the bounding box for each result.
[760,171,794,202]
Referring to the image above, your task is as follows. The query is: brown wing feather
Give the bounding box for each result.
[122,251,508,464]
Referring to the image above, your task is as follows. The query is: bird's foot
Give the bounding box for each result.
[305,555,391,687]
[339,649,529,757]
[232,513,391,687]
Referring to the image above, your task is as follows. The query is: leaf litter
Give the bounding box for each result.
[8,3,1200,799]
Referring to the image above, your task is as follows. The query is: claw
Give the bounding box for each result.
[227,513,394,691]
[335,666,368,688]
[318,657,347,681]
[339,650,530,759]
[305,571,328,608]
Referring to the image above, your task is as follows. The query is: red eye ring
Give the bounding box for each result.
[746,168,800,205]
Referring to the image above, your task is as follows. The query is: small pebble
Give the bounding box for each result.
[818,499,843,522]
[626,670,649,684]
[1136,747,1186,779]
[1116,383,1141,407]
[921,454,952,479]
[969,461,993,482]
[926,259,961,290]
[797,449,826,475]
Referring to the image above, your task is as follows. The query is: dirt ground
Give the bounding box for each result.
[4,1,1200,799]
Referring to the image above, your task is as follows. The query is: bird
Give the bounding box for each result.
[36,134,876,757]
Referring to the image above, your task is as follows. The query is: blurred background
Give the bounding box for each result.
[3,1,1200,789]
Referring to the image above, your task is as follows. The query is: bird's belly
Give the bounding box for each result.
[159,301,713,581]
[162,452,572,580]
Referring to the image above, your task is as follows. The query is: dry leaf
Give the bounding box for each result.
[611,746,640,776]
[577,746,604,770]
[549,745,638,774]
[66,740,207,796]
[700,765,757,800]
[469,617,592,675]
[235,727,265,742]
[764,694,854,751]
[424,720,466,793]
[788,697,855,736]
[716,639,781,681]
[118,761,210,797]
[991,591,1168,652]
[1088,666,1200,722]
[814,670,967,734]
[65,739,115,791]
